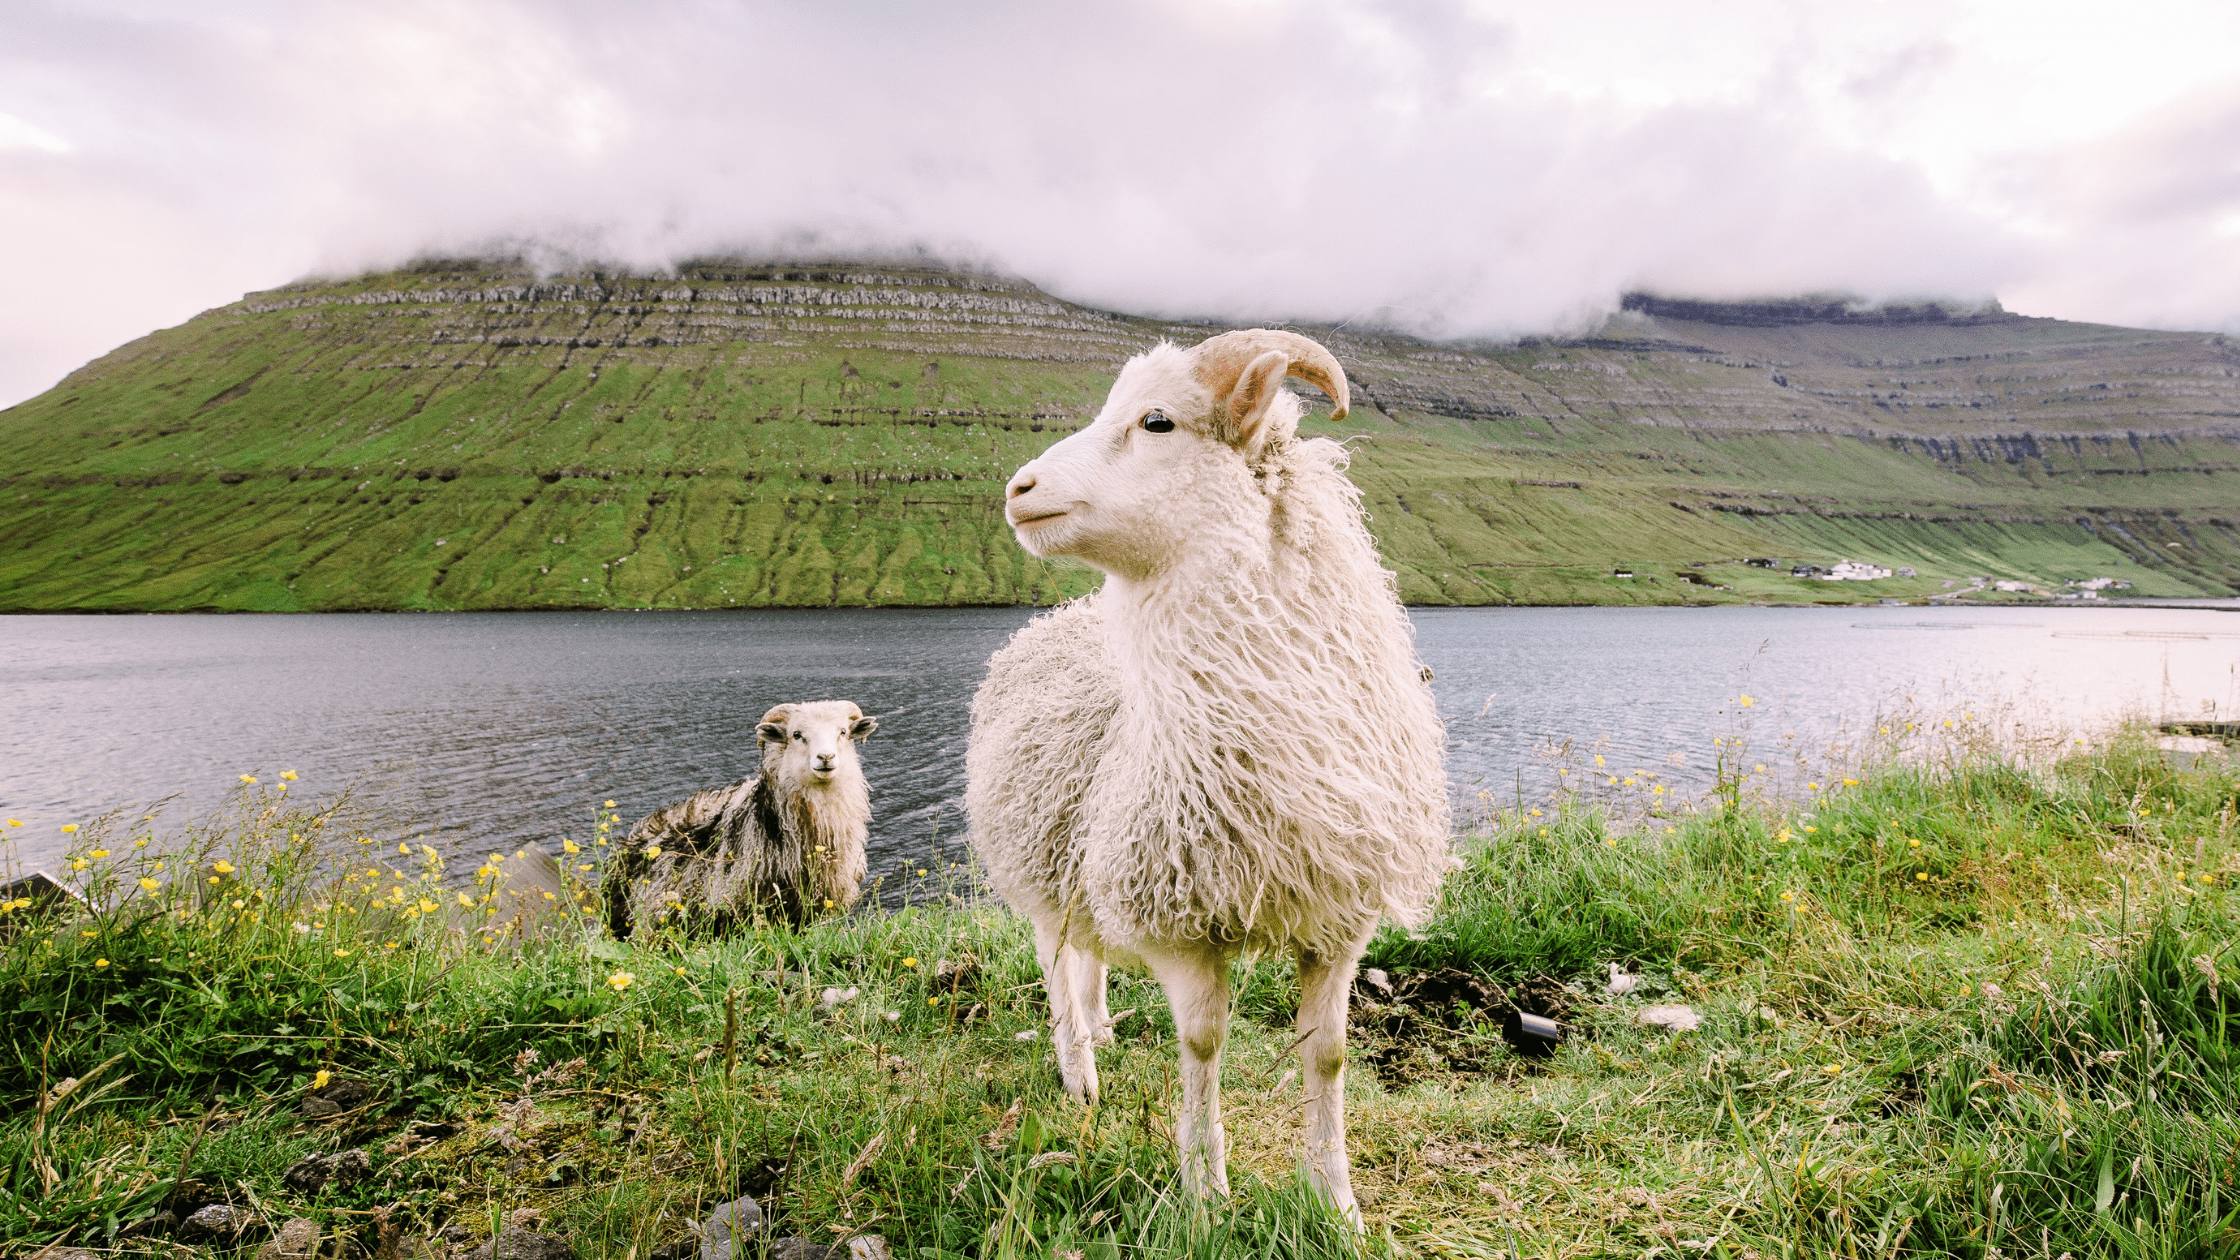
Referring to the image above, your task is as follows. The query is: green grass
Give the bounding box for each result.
[2,260,2234,611]
[5,722,2236,1256]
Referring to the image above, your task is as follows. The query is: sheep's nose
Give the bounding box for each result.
[1006,467,1036,498]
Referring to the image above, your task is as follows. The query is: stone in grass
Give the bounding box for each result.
[179,1203,252,1241]
[697,1195,763,1260]
[461,1228,572,1260]
[254,1218,323,1260]
[283,1148,374,1193]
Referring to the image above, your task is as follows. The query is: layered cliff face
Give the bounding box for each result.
[2,258,2235,611]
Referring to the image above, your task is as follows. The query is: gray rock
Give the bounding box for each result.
[461,1228,572,1260]
[698,1195,763,1260]
[300,1096,344,1118]
[846,1238,892,1260]
[283,1147,373,1193]
[254,1217,323,1260]
[180,1202,251,1240]
[768,1240,836,1260]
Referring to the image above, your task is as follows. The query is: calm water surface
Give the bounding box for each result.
[3,605,2234,884]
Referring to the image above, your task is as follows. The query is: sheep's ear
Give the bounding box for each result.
[849,715,878,741]
[1221,349,1291,458]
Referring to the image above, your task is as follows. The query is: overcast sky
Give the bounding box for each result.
[5,0,2240,407]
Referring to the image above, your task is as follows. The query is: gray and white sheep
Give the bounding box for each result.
[604,700,876,935]
[966,330,1450,1218]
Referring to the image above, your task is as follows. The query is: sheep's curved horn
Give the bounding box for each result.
[1189,329,1350,424]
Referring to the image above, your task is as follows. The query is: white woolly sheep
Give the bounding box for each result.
[604,700,876,935]
[965,330,1450,1218]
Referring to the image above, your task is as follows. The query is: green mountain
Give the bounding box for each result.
[4,259,2236,611]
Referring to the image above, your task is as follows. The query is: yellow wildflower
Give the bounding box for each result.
[282,770,298,781]
[313,1069,332,1089]
[604,799,617,808]
[902,957,918,968]
[139,878,161,892]
[563,839,581,854]
[94,958,109,968]
[1916,872,1929,881]
[608,972,636,991]
[240,774,258,784]
[61,823,78,834]
[213,861,235,874]
[334,948,352,957]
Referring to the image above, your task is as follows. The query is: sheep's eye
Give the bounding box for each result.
[1139,410,1174,433]
[792,732,804,742]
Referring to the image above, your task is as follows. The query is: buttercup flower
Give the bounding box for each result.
[139,878,161,892]
[94,958,109,968]
[213,861,235,875]
[60,824,78,834]
[608,972,636,991]
[240,774,258,784]
[902,957,918,968]
[313,1069,332,1089]
[282,770,298,781]
[604,799,617,808]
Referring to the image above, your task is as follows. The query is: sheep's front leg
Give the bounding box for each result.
[1297,922,1377,1225]
[1143,943,1232,1198]
[1072,947,1112,1045]
[1032,917,1100,1103]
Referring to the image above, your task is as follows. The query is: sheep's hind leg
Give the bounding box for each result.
[1297,920,1378,1227]
[1142,942,1233,1199]
[1032,917,1100,1103]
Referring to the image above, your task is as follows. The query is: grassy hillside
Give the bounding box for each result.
[8,727,2238,1256]
[3,260,2236,610]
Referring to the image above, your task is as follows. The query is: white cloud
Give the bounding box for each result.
[3,0,2239,407]
[0,112,69,152]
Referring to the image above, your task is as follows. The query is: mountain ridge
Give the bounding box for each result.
[3,258,2235,611]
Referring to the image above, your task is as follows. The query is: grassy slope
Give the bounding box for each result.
[5,727,2236,1257]
[2,261,2237,611]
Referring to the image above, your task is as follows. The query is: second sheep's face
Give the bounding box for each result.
[756,700,877,787]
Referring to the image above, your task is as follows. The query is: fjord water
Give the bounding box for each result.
[2,605,2234,884]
